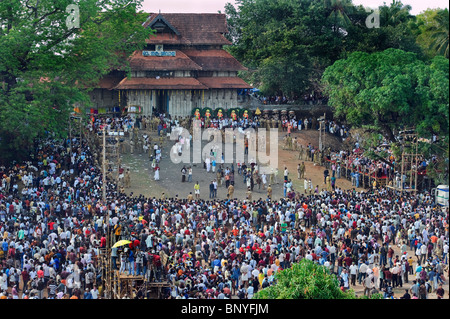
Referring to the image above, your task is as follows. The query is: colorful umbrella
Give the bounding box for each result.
[112,240,132,248]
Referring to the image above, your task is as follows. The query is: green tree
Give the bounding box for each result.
[379,0,413,26]
[324,0,354,34]
[414,9,443,59]
[422,9,449,58]
[0,0,153,163]
[224,0,422,99]
[224,0,342,98]
[322,48,448,141]
[322,48,449,184]
[254,259,381,299]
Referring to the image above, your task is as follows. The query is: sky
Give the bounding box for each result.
[141,0,449,15]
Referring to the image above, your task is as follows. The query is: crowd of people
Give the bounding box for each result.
[254,93,328,106]
[0,114,448,300]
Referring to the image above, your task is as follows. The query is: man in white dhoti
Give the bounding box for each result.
[205,157,211,173]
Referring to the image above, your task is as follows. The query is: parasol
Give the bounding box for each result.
[112,240,132,248]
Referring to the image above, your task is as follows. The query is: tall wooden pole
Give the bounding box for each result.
[323,112,326,151]
[414,136,419,193]
[101,125,113,299]
[319,120,322,152]
[80,117,83,146]
[102,127,106,203]
[69,117,72,159]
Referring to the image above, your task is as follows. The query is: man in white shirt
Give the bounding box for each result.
[349,262,358,286]
[443,242,449,264]
[363,273,374,297]
[358,261,368,284]
[420,243,427,264]
[90,285,99,299]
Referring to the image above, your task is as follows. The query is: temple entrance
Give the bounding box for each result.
[155,90,169,116]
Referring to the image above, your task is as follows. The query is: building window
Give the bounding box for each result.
[198,71,213,77]
[146,71,173,78]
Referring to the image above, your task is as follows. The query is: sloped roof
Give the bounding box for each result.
[197,77,253,89]
[94,75,123,89]
[114,77,208,90]
[183,49,248,71]
[143,13,232,45]
[129,50,202,71]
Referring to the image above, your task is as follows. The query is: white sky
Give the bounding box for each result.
[141,0,449,15]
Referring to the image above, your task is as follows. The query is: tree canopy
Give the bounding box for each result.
[253,259,381,299]
[321,48,449,183]
[322,48,449,141]
[414,8,449,59]
[0,0,153,162]
[224,0,424,99]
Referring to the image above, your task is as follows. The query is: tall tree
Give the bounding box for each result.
[425,9,449,58]
[322,48,448,141]
[324,0,354,34]
[322,48,449,183]
[0,0,153,163]
[224,0,422,99]
[224,0,341,98]
[379,0,413,26]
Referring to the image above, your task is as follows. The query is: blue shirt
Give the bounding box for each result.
[212,259,220,267]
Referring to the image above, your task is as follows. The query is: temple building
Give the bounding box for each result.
[88,13,252,117]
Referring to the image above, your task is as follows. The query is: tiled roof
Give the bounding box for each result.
[197,77,253,89]
[129,50,202,71]
[113,77,208,90]
[143,13,232,45]
[94,76,123,89]
[183,49,248,71]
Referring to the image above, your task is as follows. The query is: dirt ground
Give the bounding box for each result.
[120,127,361,200]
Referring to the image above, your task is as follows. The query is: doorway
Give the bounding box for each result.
[156,90,169,116]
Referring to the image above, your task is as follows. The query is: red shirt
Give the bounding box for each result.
[21,270,30,282]
[343,256,353,267]
[388,248,394,258]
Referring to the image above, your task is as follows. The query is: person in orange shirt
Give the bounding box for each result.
[232,226,239,238]
[372,264,380,288]
[37,267,44,280]
[430,235,438,248]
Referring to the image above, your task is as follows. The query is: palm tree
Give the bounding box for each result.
[427,9,449,58]
[324,0,354,34]
[379,0,413,27]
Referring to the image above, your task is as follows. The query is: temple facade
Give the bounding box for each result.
[88,13,252,117]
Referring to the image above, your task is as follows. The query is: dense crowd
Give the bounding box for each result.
[0,117,448,300]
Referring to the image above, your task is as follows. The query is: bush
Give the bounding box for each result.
[253,259,357,299]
